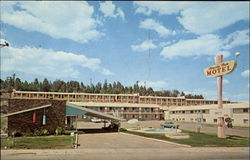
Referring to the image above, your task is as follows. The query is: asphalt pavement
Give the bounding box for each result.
[2,147,249,160]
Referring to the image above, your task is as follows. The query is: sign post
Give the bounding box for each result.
[215,55,225,138]
[204,54,238,138]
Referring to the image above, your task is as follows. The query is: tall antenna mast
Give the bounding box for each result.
[147,30,151,83]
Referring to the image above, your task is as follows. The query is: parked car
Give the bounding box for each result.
[160,121,179,129]
[91,118,103,123]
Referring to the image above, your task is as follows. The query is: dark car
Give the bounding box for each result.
[160,121,179,129]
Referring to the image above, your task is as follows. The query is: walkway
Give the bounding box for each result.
[77,132,186,149]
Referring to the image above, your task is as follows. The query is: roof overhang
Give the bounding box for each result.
[1,104,51,117]
[69,102,161,108]
[66,102,124,122]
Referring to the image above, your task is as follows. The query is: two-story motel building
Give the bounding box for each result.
[11,90,235,121]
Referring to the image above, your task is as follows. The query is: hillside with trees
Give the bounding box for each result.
[0,74,204,99]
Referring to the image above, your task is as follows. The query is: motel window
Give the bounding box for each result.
[214,119,217,123]
[191,111,194,114]
[243,109,248,113]
[202,110,206,113]
[172,111,175,114]
[182,118,185,121]
[190,118,193,121]
[203,119,206,122]
[182,111,185,114]
[243,119,249,124]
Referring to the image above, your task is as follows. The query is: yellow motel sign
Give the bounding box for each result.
[204,60,237,77]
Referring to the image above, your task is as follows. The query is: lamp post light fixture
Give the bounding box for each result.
[0,40,10,48]
[235,52,240,61]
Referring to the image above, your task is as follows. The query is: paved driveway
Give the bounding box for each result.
[77,132,186,149]
[120,121,250,137]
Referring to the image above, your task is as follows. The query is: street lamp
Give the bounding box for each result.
[235,52,240,61]
[0,41,9,48]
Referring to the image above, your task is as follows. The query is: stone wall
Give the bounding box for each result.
[8,99,66,136]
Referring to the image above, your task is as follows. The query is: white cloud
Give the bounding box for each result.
[241,70,250,78]
[131,40,157,52]
[160,34,230,59]
[223,29,250,49]
[138,80,167,90]
[135,6,152,16]
[139,19,176,37]
[1,1,103,43]
[134,2,249,35]
[0,31,5,36]
[184,89,217,100]
[117,8,125,20]
[184,88,249,102]
[223,79,230,84]
[134,2,191,15]
[99,1,125,20]
[211,79,229,84]
[224,93,249,102]
[159,40,176,48]
[1,46,113,78]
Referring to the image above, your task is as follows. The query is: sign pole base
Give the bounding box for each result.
[217,117,226,138]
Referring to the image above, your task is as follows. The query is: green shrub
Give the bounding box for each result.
[42,129,49,136]
[33,129,43,136]
[32,129,49,136]
[119,128,127,132]
[63,130,71,135]
[55,127,64,135]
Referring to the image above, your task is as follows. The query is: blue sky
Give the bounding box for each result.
[0,1,249,102]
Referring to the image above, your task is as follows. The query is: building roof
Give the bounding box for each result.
[69,102,161,108]
[12,91,230,102]
[66,102,123,122]
[1,104,51,117]
[162,103,249,111]
[13,91,139,96]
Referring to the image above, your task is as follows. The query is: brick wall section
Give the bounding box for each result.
[8,99,66,136]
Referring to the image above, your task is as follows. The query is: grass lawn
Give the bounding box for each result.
[122,129,250,147]
[1,135,75,149]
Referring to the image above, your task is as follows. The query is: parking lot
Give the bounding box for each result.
[77,120,249,137]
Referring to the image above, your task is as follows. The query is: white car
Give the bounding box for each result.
[91,118,107,123]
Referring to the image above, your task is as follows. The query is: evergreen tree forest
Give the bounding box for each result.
[0,74,204,99]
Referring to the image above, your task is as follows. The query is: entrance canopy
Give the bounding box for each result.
[66,102,123,122]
